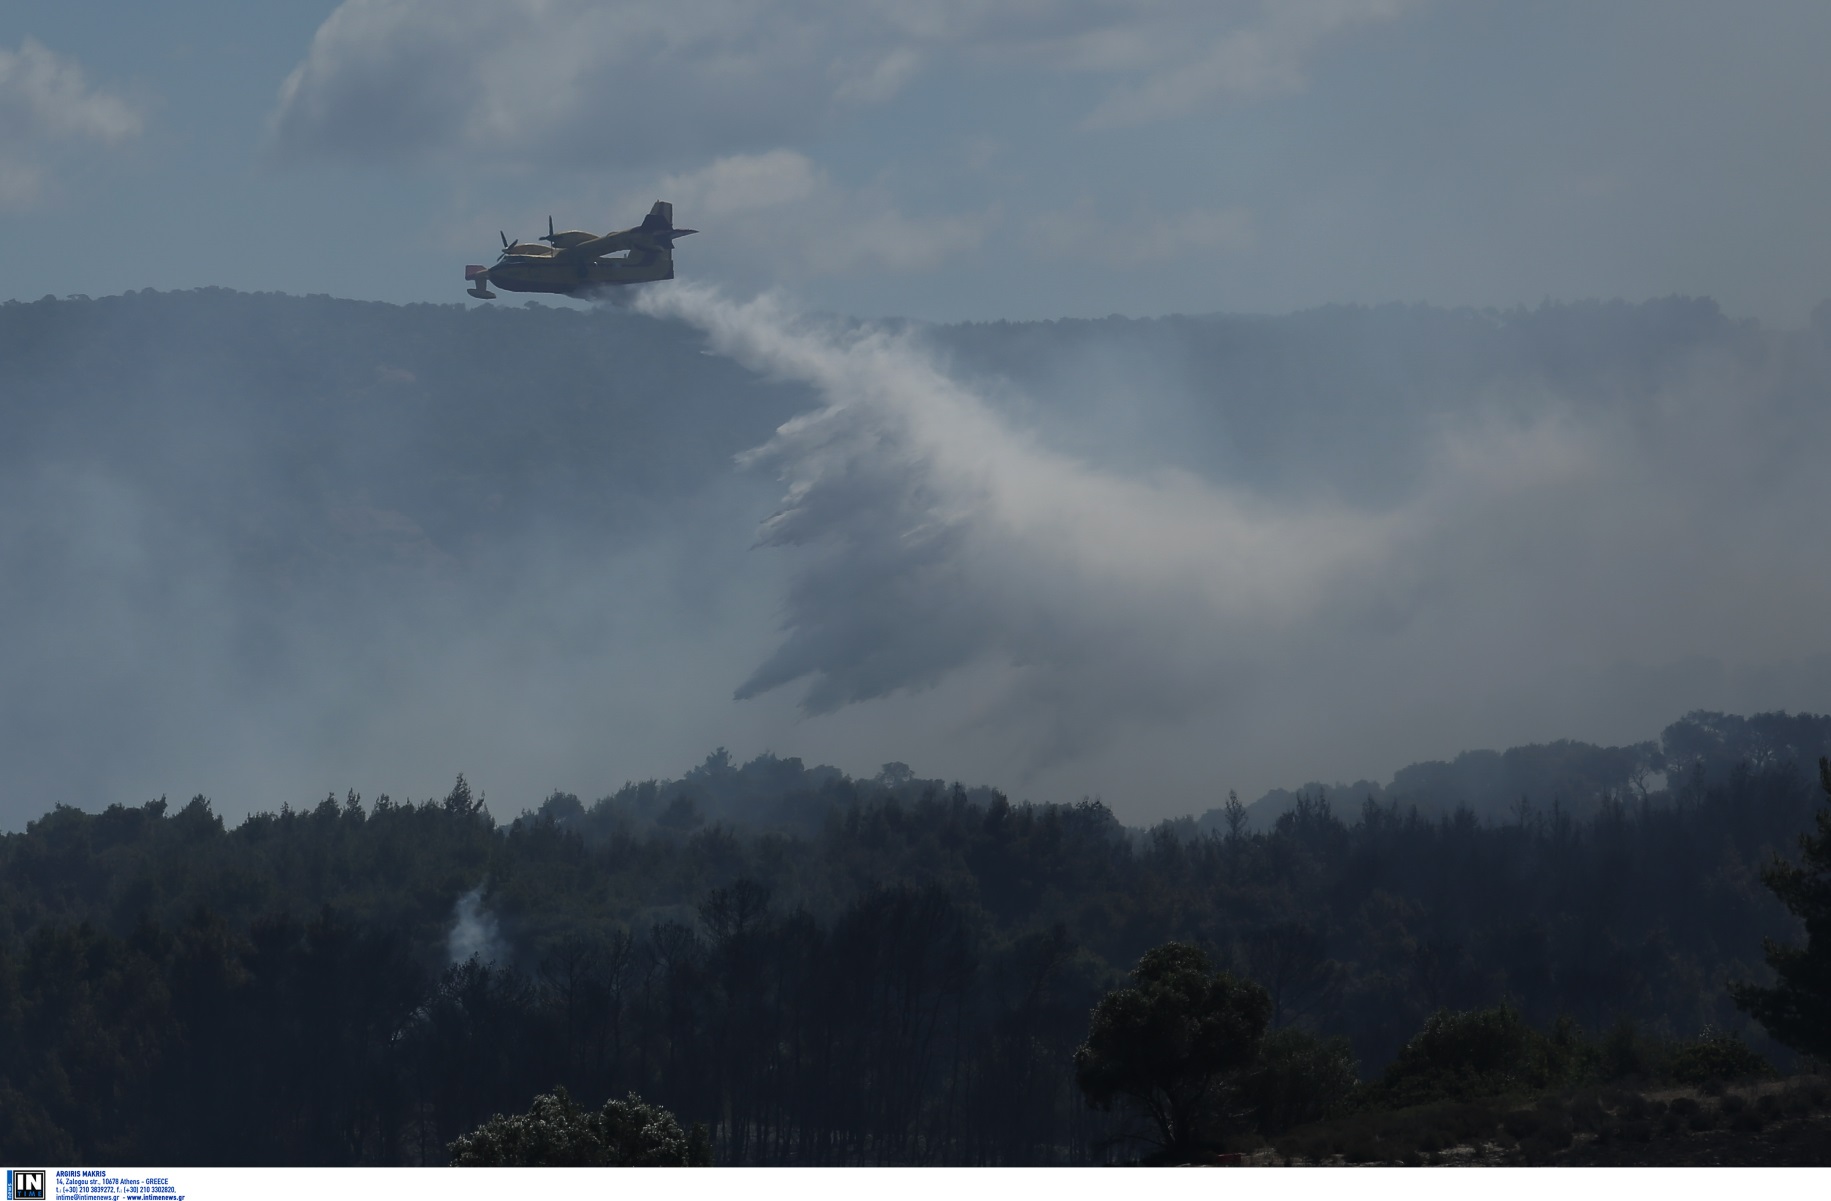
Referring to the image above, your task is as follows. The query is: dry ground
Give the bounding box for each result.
[1231,1076,1831,1167]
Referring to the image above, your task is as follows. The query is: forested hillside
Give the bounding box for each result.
[5,289,1829,821]
[1,708,1824,1163]
[5,289,1830,1163]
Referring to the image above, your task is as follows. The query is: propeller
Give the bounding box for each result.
[539,215,558,245]
[500,231,509,249]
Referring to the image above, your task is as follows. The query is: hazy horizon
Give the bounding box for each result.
[4,285,1829,831]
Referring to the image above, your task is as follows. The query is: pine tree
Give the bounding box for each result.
[1732,757,1831,1062]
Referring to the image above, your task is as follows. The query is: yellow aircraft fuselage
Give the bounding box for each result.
[466,202,695,299]
[478,245,675,296]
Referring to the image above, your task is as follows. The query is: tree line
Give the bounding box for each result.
[1,712,1826,1163]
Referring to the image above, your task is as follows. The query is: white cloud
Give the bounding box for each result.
[803,205,988,275]
[655,150,990,276]
[662,150,823,218]
[0,38,142,210]
[1028,200,1255,265]
[1078,0,1429,127]
[833,46,926,105]
[270,0,1428,164]
[270,0,895,166]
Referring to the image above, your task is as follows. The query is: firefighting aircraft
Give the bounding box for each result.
[465,201,696,299]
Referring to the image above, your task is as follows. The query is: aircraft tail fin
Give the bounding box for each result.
[637,200,695,248]
[640,201,675,235]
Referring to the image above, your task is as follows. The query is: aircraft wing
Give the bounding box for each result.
[553,229,640,261]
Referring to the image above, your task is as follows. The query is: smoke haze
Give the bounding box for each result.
[2,289,1829,828]
[643,288,1831,805]
[446,884,505,966]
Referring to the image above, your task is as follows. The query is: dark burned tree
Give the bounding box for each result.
[448,1087,711,1166]
[1241,920,1345,1028]
[6,716,1831,1165]
[1074,943,1271,1162]
[1733,756,1831,1062]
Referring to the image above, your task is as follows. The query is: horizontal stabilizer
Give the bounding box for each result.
[636,201,695,248]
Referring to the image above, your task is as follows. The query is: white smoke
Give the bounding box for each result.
[446,884,505,966]
[636,284,1831,797]
[636,285,1400,760]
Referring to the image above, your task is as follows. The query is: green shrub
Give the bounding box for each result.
[1243,1027,1360,1134]
[1598,1017,1659,1081]
[1502,1101,1572,1148]
[1665,1030,1772,1085]
[1501,1109,1543,1140]
[1377,1003,1582,1106]
[448,1087,712,1167]
[1568,1093,1607,1133]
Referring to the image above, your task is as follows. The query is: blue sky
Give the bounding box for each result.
[5,0,1829,324]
